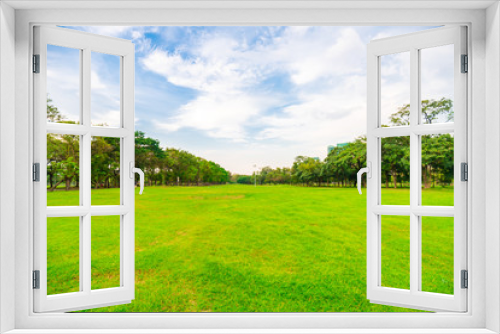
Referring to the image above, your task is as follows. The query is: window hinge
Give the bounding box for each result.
[33,270,40,289]
[461,162,468,181]
[461,54,468,73]
[33,163,40,182]
[33,54,40,73]
[461,270,468,289]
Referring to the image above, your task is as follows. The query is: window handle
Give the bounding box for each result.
[130,162,145,195]
[357,162,371,195]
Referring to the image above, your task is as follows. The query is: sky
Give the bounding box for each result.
[47,26,453,174]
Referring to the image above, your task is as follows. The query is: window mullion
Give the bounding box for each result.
[409,47,420,294]
[81,47,91,210]
[81,133,91,294]
[82,47,92,294]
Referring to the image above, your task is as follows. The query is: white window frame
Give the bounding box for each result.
[33,26,136,313]
[1,1,499,333]
[366,26,468,312]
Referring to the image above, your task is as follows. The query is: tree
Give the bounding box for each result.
[47,97,65,123]
[387,98,453,126]
[422,98,453,124]
[45,97,455,191]
[381,136,410,188]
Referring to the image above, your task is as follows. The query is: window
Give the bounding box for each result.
[32,24,467,314]
[33,26,137,312]
[364,26,467,312]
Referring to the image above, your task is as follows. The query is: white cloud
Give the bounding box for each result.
[141,47,260,93]
[378,42,454,126]
[421,44,454,101]
[157,92,272,142]
[80,26,133,37]
[255,75,367,150]
[90,69,121,127]
[380,52,411,125]
[73,26,159,54]
[142,27,368,145]
[48,67,122,127]
[272,27,366,85]
[74,26,152,40]
[91,71,107,90]
[141,36,271,141]
[135,26,449,173]
[91,110,121,128]
[47,59,81,122]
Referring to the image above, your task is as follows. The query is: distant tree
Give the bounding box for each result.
[421,134,454,188]
[381,136,410,189]
[387,98,453,126]
[422,98,453,124]
[46,97,65,123]
[45,97,455,191]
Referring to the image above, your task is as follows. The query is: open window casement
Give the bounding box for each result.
[33,26,137,312]
[364,26,467,312]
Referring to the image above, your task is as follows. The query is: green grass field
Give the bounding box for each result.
[46,185,454,312]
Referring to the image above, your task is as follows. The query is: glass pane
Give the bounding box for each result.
[380,52,410,127]
[420,45,454,124]
[91,216,121,290]
[91,52,121,127]
[47,217,80,295]
[381,215,410,290]
[421,134,454,206]
[91,136,121,205]
[47,45,81,124]
[421,217,454,294]
[47,133,80,206]
[381,136,410,205]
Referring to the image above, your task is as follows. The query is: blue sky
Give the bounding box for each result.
[48,26,452,174]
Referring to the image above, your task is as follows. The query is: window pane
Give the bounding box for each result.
[91,216,121,290]
[47,217,80,295]
[421,134,454,206]
[381,215,410,290]
[381,136,410,205]
[420,45,454,125]
[421,217,454,294]
[91,52,121,127]
[380,52,410,127]
[91,136,121,205]
[47,133,80,206]
[47,45,81,124]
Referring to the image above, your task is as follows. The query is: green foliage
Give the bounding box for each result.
[91,136,120,189]
[47,97,453,191]
[421,134,454,189]
[46,115,230,192]
[381,136,410,189]
[244,98,454,189]
[47,133,80,194]
[388,97,453,126]
[45,185,453,312]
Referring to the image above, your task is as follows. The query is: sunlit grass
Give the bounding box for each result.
[46,185,454,312]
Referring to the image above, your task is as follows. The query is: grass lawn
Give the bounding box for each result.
[46,184,454,312]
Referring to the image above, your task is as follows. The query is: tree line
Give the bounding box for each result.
[47,97,454,191]
[235,98,454,189]
[47,99,230,191]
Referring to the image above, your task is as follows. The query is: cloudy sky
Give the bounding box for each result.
[47,25,453,174]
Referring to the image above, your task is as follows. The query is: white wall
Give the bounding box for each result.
[0,2,16,333]
[4,4,492,332]
[486,2,500,333]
